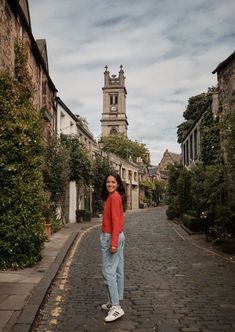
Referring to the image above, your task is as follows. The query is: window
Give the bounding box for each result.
[186,140,189,165]
[110,128,117,135]
[190,134,193,161]
[109,94,118,105]
[134,172,137,181]
[122,168,126,179]
[194,129,198,159]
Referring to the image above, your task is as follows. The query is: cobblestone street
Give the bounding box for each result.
[32,207,235,332]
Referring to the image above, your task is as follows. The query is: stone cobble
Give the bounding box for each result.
[32,207,235,332]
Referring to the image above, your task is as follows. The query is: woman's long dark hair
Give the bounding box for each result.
[101,172,126,206]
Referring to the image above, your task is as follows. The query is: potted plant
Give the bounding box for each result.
[43,204,53,240]
[43,222,52,240]
[76,209,85,222]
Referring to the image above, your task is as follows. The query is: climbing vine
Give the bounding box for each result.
[200,108,221,165]
[0,41,45,269]
[60,134,92,185]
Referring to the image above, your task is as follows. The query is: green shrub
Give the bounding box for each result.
[166,205,180,220]
[91,154,114,216]
[209,205,235,242]
[182,213,202,232]
[0,43,45,269]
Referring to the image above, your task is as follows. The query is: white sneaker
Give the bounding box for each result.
[104,305,124,322]
[101,303,112,311]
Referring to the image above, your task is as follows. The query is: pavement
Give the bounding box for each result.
[1,208,235,332]
[31,207,235,332]
[0,218,102,332]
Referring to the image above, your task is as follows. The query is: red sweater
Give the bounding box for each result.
[102,191,124,248]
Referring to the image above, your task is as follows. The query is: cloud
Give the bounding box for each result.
[29,0,235,164]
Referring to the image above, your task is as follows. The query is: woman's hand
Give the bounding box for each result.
[110,246,118,254]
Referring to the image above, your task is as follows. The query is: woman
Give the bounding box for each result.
[100,172,126,322]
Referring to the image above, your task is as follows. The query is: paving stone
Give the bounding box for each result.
[158,320,179,332]
[0,310,13,331]
[31,208,235,332]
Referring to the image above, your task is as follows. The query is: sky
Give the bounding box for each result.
[29,0,235,165]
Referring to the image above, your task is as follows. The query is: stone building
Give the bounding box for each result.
[101,65,128,137]
[181,91,218,166]
[157,149,181,180]
[0,0,57,142]
[97,150,139,210]
[100,65,140,209]
[212,51,235,204]
[212,51,235,162]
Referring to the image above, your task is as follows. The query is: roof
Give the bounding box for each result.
[36,39,48,72]
[169,152,181,163]
[148,166,157,177]
[212,51,235,74]
[162,149,181,164]
[138,164,147,172]
[9,0,57,92]
[55,96,96,141]
[19,0,31,27]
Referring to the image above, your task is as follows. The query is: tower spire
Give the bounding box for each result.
[101,65,128,138]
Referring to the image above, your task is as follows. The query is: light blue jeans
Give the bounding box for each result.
[100,232,125,306]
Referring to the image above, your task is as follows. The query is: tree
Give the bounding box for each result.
[200,109,220,165]
[0,42,45,269]
[60,134,92,185]
[176,168,191,213]
[177,91,211,144]
[92,154,114,215]
[43,138,70,227]
[165,164,183,219]
[177,120,193,144]
[102,134,149,164]
[43,139,70,203]
[183,93,209,121]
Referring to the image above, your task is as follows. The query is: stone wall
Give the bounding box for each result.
[0,0,17,74]
[215,54,235,205]
[0,0,57,142]
[217,56,235,114]
[157,149,181,178]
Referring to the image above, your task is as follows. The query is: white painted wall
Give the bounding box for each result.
[56,101,78,223]
[69,181,77,223]
[57,104,77,135]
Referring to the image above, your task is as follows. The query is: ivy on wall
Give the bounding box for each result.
[200,108,221,165]
[220,97,235,205]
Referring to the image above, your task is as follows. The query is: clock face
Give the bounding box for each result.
[111,105,117,112]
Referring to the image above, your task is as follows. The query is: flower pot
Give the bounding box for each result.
[76,209,85,222]
[83,211,91,221]
[44,223,52,240]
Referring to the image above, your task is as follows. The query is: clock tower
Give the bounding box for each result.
[101,65,128,138]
